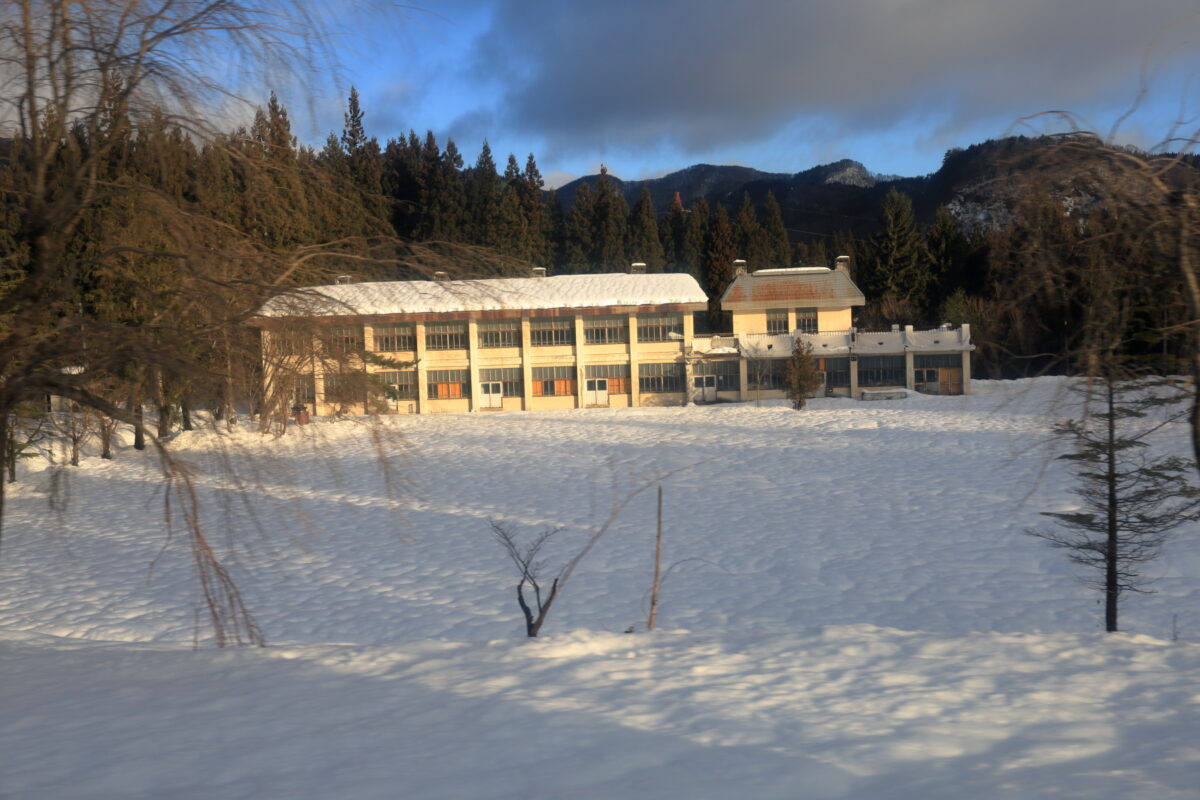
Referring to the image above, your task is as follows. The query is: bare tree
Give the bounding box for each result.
[489,522,564,638]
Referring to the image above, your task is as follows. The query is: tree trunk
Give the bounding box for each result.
[647,485,664,631]
[100,418,113,460]
[180,399,193,432]
[130,395,145,451]
[1105,376,1119,633]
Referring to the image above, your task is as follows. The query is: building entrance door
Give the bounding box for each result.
[585,378,609,407]
[694,375,717,403]
[480,381,504,408]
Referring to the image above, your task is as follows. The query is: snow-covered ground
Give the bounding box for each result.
[2,379,1198,799]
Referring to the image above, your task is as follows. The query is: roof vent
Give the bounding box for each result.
[531,267,547,278]
[432,271,449,282]
[629,262,647,274]
[733,259,747,276]
[335,274,353,285]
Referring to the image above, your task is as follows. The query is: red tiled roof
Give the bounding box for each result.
[720,269,865,307]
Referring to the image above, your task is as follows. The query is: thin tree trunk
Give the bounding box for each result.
[100,418,113,459]
[1105,375,1119,633]
[131,395,145,451]
[0,405,7,557]
[647,485,664,631]
[180,399,193,432]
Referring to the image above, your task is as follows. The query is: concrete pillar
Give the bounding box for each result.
[961,349,973,395]
[903,327,915,390]
[849,355,859,399]
[466,318,480,412]
[574,315,586,409]
[520,317,533,410]
[414,321,428,414]
[628,313,641,407]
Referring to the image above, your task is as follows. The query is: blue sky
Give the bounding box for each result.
[277,1,1200,188]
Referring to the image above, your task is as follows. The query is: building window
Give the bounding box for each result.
[639,362,684,393]
[271,330,313,356]
[478,319,520,348]
[531,365,576,396]
[374,370,417,399]
[584,316,628,345]
[747,359,786,391]
[425,322,468,350]
[530,317,575,346]
[373,324,415,352]
[323,325,363,354]
[323,370,366,403]
[694,359,740,391]
[289,373,316,404]
[817,357,850,388]
[637,314,683,343]
[766,309,789,334]
[857,355,905,387]
[795,308,818,334]
[585,363,631,394]
[914,353,962,368]
[480,367,523,397]
[427,369,470,399]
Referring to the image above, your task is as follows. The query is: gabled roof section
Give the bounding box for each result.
[719,267,865,309]
[259,273,709,318]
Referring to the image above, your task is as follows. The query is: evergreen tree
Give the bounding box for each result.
[661,192,687,271]
[733,192,767,269]
[340,87,382,195]
[1029,362,1200,632]
[784,340,824,410]
[562,182,595,273]
[591,165,628,269]
[628,185,664,270]
[466,140,498,245]
[703,204,736,322]
[866,189,931,312]
[521,153,550,264]
[427,138,467,241]
[926,205,969,312]
[681,196,709,279]
[760,191,791,267]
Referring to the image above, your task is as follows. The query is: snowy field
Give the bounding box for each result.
[2,378,1198,799]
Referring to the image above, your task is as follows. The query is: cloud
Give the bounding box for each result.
[469,0,1200,159]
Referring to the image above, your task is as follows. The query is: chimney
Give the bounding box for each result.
[834,255,851,275]
[732,259,747,276]
[629,262,647,274]
[432,271,449,282]
[335,274,353,285]
[531,267,547,278]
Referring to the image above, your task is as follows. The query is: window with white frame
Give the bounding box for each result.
[766,309,789,334]
[531,365,576,396]
[478,319,520,348]
[374,370,417,399]
[638,362,684,393]
[584,316,628,345]
[857,355,905,387]
[426,369,471,399]
[637,314,683,342]
[530,317,574,346]
[373,324,415,352]
[323,325,363,354]
[584,363,630,394]
[694,359,740,391]
[795,307,818,334]
[479,367,523,396]
[747,358,786,391]
[425,322,468,351]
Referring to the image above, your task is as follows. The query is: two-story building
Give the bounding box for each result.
[253,258,973,416]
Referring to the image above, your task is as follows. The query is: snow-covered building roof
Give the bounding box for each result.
[258,273,710,319]
[719,267,865,308]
